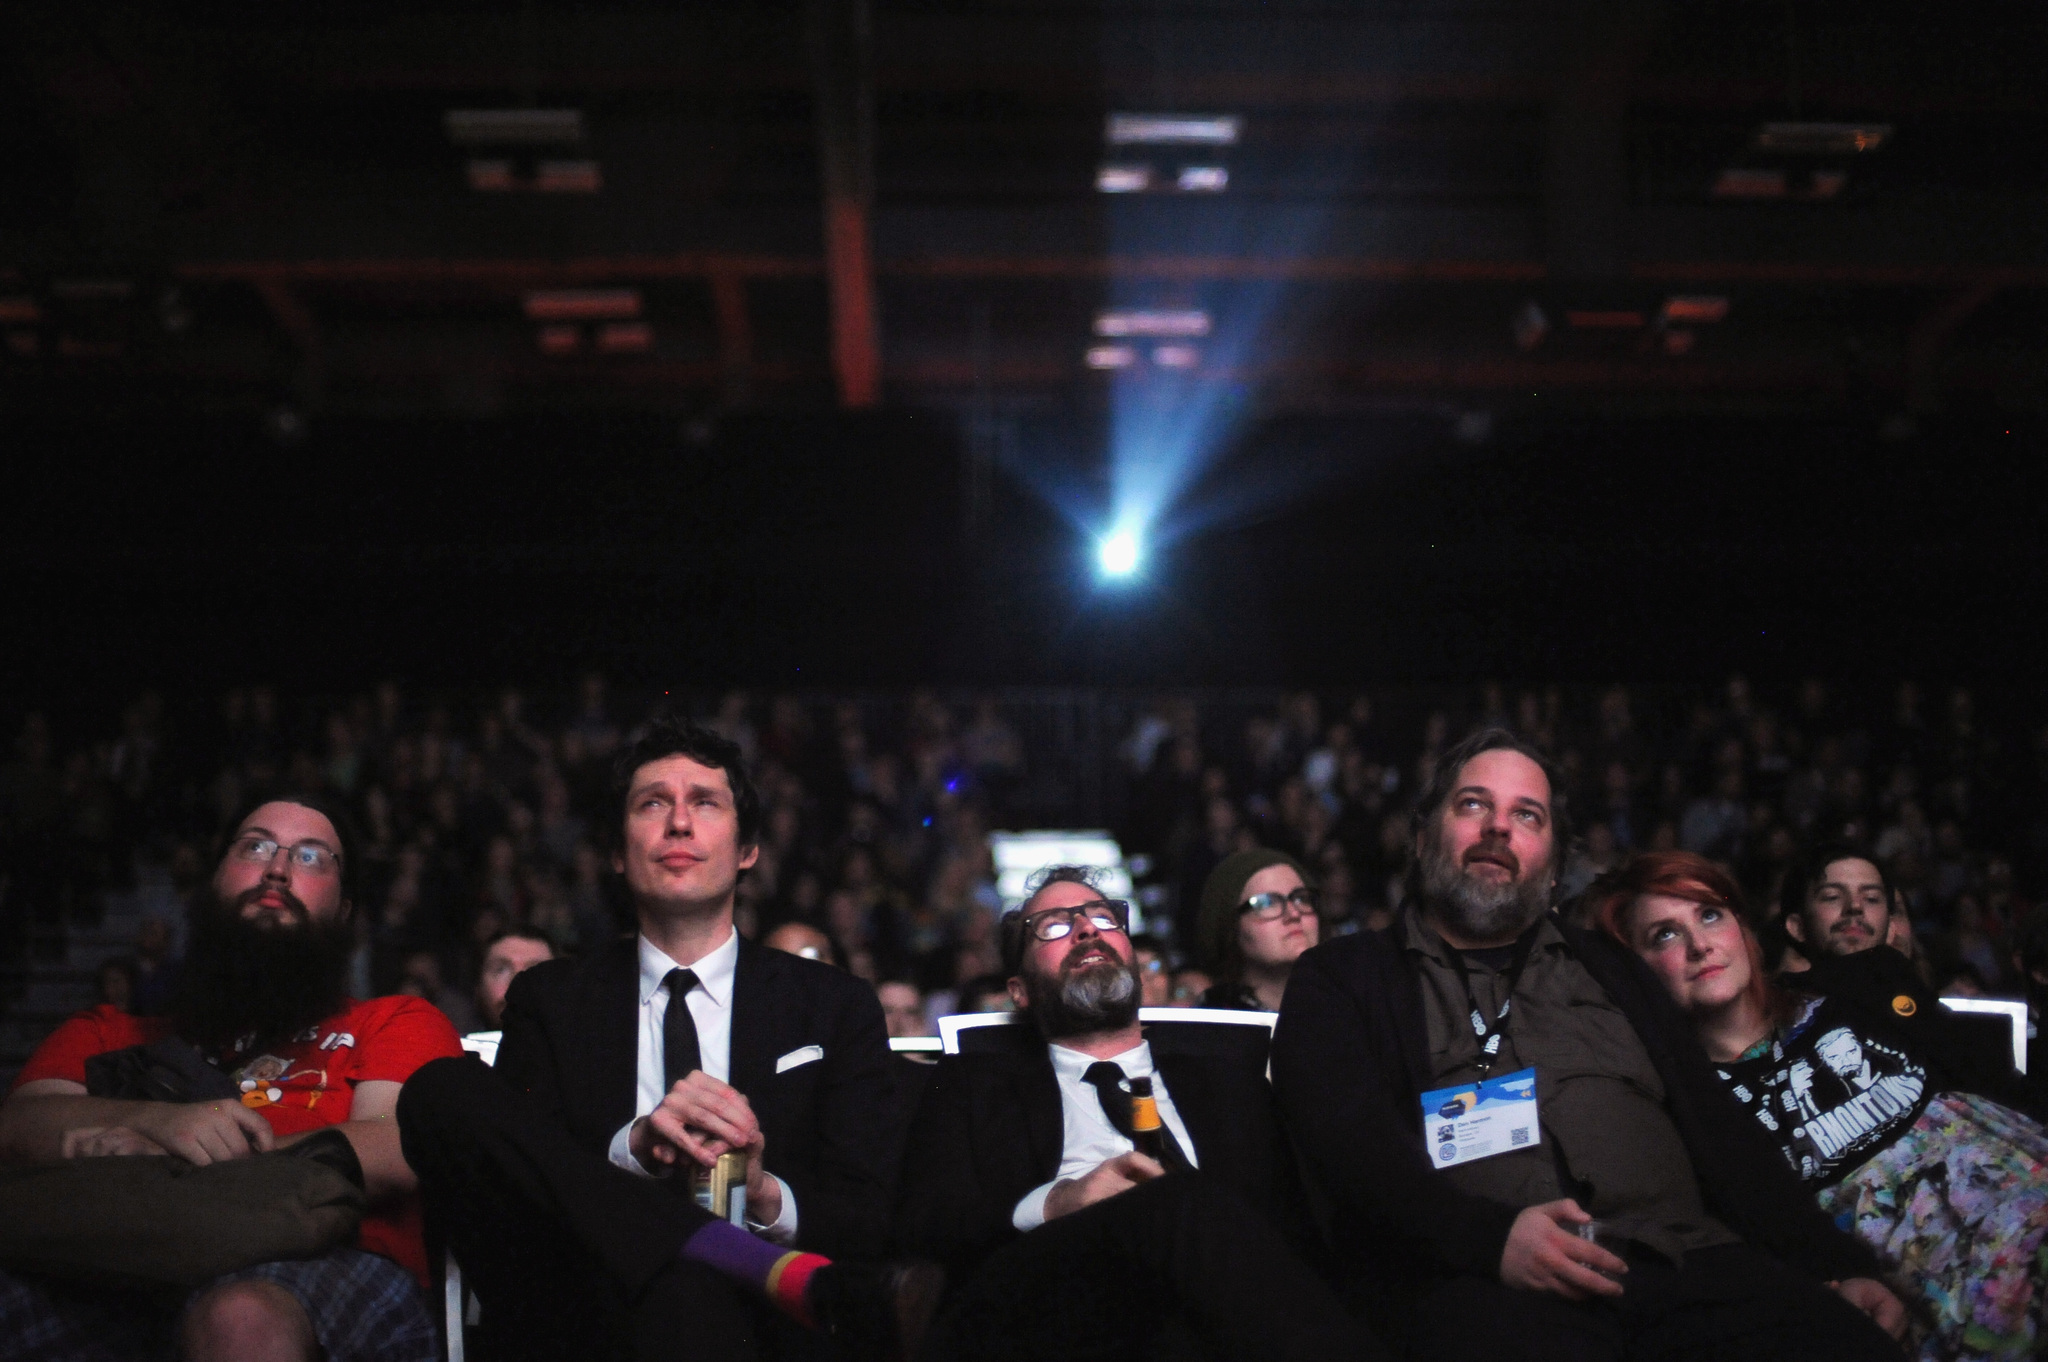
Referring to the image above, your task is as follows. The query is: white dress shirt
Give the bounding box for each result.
[1010,1038,1199,1231]
[605,930,799,1243]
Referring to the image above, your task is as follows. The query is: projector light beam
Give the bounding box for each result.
[1098,530,1142,578]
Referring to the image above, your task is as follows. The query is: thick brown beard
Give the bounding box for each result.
[1417,828,1552,941]
[170,888,354,1053]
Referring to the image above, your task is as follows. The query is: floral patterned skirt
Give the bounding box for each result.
[1817,1091,2048,1362]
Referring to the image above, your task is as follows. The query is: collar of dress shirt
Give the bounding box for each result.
[637,926,739,1010]
[1048,1036,1153,1083]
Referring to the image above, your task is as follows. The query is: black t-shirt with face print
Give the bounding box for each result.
[1718,995,1932,1187]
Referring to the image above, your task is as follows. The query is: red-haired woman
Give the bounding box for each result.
[1589,850,2048,1362]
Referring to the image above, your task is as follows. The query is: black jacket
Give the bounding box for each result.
[1794,946,2044,1121]
[1271,917,1884,1295]
[496,934,900,1259]
[892,1021,1313,1279]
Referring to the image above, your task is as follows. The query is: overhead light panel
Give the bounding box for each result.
[533,161,602,193]
[1151,344,1201,369]
[1712,168,1787,199]
[1096,165,1153,194]
[1175,166,1229,192]
[1659,295,1729,325]
[1086,345,1138,370]
[523,289,641,322]
[1106,114,1240,147]
[445,109,585,146]
[595,322,653,354]
[1752,122,1891,156]
[1094,309,1210,339]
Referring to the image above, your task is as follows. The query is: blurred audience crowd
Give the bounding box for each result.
[6,675,2048,1041]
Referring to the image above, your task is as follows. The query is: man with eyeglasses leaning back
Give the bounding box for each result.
[0,795,464,1362]
[892,865,1386,1362]
[1193,849,1322,1012]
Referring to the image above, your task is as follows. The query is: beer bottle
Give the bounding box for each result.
[1128,1076,1167,1164]
[695,1151,751,1225]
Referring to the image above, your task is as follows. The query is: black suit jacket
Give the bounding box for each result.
[892,1021,1313,1279]
[496,933,899,1259]
[1271,917,1884,1297]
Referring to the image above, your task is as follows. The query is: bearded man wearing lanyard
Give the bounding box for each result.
[1273,727,1909,1362]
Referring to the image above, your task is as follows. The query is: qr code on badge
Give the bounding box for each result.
[1510,1127,1530,1146]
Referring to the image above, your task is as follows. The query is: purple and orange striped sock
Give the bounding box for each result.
[681,1220,831,1327]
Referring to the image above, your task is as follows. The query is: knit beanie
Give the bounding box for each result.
[1195,847,1312,977]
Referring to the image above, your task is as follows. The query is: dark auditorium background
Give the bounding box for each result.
[3,1,2046,1073]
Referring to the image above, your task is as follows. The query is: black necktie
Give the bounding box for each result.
[662,968,702,1093]
[1081,1060,1193,1173]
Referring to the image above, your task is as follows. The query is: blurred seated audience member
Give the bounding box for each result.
[1933,962,1988,998]
[952,974,1014,1014]
[1128,932,1171,1007]
[93,957,137,1013]
[893,867,1381,1362]
[0,795,460,1362]
[131,915,180,1016]
[475,929,556,1030]
[762,919,841,967]
[1313,843,1365,937]
[1782,843,1897,964]
[1194,850,1319,1011]
[396,950,479,1034]
[1167,967,1212,1007]
[878,979,931,1039]
[1273,728,1906,1362]
[1596,849,2048,1362]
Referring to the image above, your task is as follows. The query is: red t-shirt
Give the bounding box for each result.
[12,997,462,1287]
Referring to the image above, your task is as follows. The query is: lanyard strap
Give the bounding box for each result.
[1446,926,1539,1078]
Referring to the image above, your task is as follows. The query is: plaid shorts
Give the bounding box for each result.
[0,1249,435,1362]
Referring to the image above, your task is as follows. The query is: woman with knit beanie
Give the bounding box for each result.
[1193,848,1322,1011]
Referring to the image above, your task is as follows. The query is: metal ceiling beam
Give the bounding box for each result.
[1906,283,2001,415]
[174,255,2048,289]
[707,268,756,406]
[809,0,881,409]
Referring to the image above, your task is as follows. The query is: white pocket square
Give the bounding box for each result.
[776,1045,824,1074]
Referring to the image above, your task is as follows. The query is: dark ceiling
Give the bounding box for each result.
[3,0,2045,422]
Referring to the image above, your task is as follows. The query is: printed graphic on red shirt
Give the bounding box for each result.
[12,996,461,1285]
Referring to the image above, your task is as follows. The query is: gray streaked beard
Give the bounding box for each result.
[1418,831,1552,942]
[1025,959,1140,1040]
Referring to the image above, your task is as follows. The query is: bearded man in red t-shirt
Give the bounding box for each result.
[0,795,461,1362]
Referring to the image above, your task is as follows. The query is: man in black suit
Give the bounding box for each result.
[398,720,920,1362]
[1272,726,1907,1362]
[894,867,1379,1362]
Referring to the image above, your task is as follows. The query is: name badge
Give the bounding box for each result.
[1420,1065,1540,1168]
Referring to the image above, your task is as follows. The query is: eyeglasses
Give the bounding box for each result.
[231,835,342,876]
[1021,901,1130,942]
[1239,887,1318,920]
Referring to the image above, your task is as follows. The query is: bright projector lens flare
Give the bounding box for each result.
[1098,531,1141,577]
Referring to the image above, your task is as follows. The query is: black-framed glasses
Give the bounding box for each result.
[231,835,342,876]
[1022,900,1130,942]
[1239,887,1318,920]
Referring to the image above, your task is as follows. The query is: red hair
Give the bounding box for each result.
[1587,850,1798,1027]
